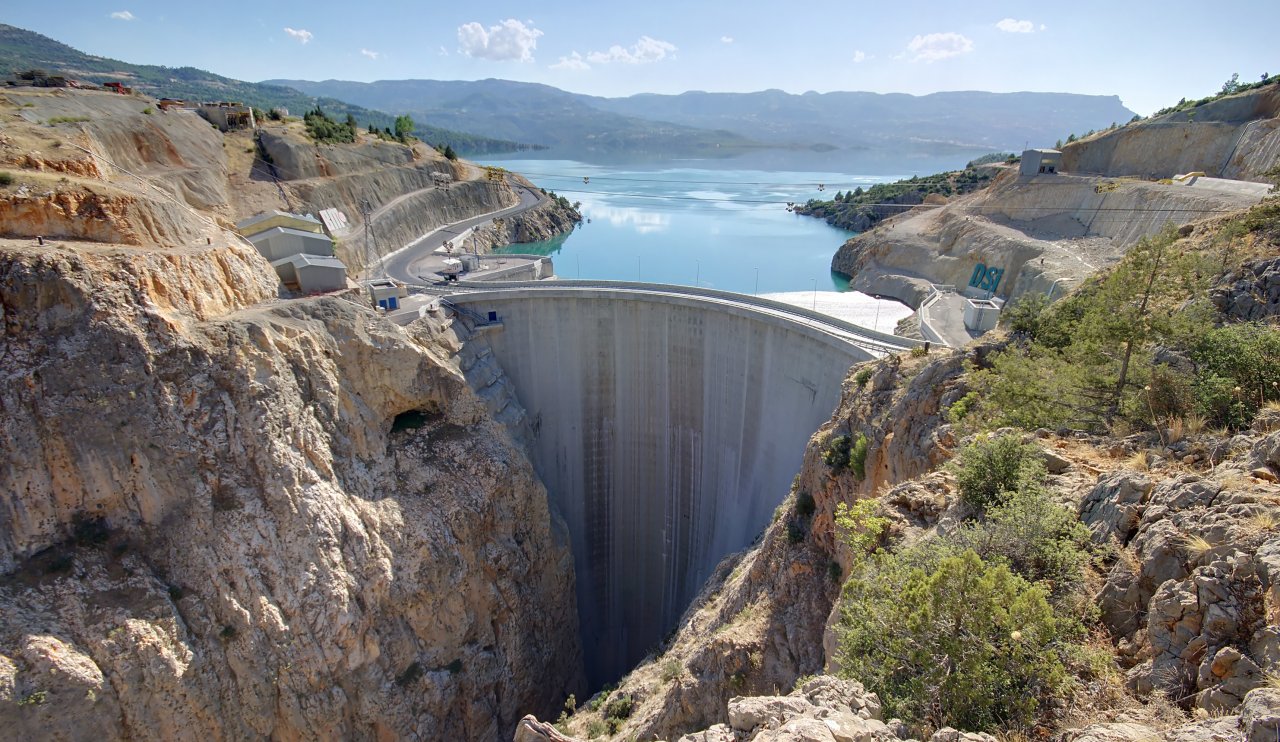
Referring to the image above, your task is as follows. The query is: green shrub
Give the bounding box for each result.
[999,293,1051,338]
[219,625,237,640]
[585,718,607,738]
[950,435,1045,512]
[660,658,682,682]
[944,391,979,423]
[795,491,815,518]
[836,549,1078,732]
[849,433,869,480]
[786,518,806,544]
[952,486,1091,598]
[854,367,873,387]
[910,345,928,357]
[1190,322,1280,428]
[603,693,634,724]
[0,171,13,186]
[834,500,889,558]
[47,115,90,124]
[141,107,153,115]
[823,434,851,470]
[446,658,463,674]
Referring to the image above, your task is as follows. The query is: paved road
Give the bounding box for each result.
[379,182,544,284]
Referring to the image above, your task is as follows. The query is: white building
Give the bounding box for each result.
[247,226,334,262]
[1020,149,1062,176]
[272,254,348,293]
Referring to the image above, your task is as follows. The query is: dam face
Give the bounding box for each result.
[450,288,872,687]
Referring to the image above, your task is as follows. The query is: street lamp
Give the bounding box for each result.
[811,278,818,310]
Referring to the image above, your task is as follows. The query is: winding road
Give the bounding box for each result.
[378,181,544,284]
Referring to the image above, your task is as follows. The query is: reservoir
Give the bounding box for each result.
[477,152,982,331]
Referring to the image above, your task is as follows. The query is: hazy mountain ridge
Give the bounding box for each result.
[269,77,755,153]
[269,77,1137,152]
[0,24,530,154]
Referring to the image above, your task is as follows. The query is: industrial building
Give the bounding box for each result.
[1020,148,1062,176]
[236,210,324,237]
[246,226,334,262]
[272,254,348,293]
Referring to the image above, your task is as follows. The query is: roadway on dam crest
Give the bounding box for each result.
[446,284,910,687]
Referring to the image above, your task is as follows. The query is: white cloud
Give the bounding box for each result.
[360,49,380,60]
[109,10,134,21]
[721,36,734,44]
[438,46,449,56]
[852,50,867,63]
[284,27,313,44]
[995,18,1035,33]
[551,52,590,71]
[586,36,677,65]
[904,32,973,62]
[457,19,543,62]
[1040,23,1048,31]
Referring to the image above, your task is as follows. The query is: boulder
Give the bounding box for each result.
[928,727,998,742]
[1240,687,1280,742]
[1061,722,1157,742]
[729,696,818,733]
[1080,472,1153,544]
[677,724,737,742]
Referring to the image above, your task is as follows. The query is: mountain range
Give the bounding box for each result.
[0,24,529,153]
[269,78,1138,153]
[0,22,1137,157]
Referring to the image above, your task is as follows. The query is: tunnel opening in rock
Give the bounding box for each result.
[449,289,879,691]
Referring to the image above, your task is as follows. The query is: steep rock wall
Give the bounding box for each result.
[0,246,583,739]
[1062,85,1280,182]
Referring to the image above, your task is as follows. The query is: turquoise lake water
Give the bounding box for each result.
[478,149,986,295]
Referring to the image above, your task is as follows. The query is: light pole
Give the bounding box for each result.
[636,255,641,281]
[754,267,759,295]
[811,278,818,310]
[695,260,700,287]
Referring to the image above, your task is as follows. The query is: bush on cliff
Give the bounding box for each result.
[835,478,1092,733]
[950,434,1045,512]
[836,549,1078,733]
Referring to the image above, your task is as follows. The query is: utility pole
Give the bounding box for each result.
[360,198,378,278]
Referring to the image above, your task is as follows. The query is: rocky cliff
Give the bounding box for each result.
[0,236,585,738]
[1061,84,1280,182]
[831,170,1268,308]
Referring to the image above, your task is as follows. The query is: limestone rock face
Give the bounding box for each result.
[0,245,583,739]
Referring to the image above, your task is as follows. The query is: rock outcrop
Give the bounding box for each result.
[0,236,585,738]
[1060,84,1280,182]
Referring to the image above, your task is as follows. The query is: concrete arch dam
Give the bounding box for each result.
[447,285,897,687]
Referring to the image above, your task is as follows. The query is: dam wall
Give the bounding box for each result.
[448,287,873,687]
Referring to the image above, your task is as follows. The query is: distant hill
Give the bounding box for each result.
[0,24,531,154]
[268,78,1138,153]
[269,78,756,154]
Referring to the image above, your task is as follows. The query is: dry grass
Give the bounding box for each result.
[1249,510,1280,533]
[1264,400,1280,413]
[1126,450,1150,472]
[1180,533,1215,564]
[1166,417,1185,444]
[1183,413,1207,436]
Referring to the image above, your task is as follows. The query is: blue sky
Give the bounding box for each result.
[4,2,1275,114]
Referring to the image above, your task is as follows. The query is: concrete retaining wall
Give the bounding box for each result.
[449,288,872,687]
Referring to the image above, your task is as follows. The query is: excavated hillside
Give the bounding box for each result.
[831,85,1280,309]
[0,87,577,278]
